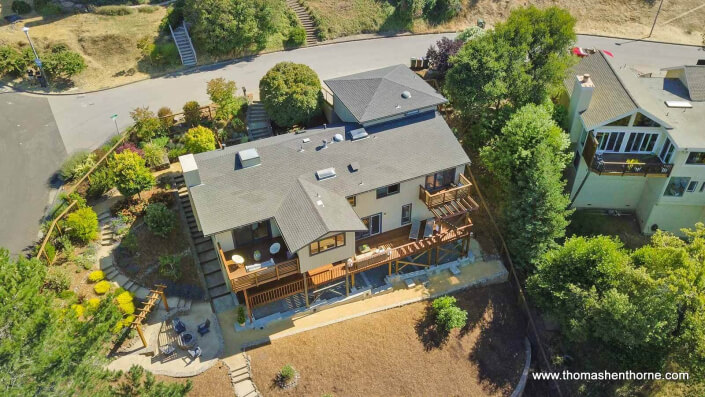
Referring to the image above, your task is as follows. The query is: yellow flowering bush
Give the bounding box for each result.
[88,270,105,282]
[93,280,111,295]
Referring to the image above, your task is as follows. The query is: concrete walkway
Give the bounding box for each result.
[216,258,508,355]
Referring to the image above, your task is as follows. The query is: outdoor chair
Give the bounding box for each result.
[188,346,202,360]
[160,344,175,357]
[197,319,211,336]
[173,318,186,334]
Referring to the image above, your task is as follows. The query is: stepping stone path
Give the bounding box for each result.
[225,353,261,397]
[174,174,236,313]
[285,0,319,46]
[96,209,191,309]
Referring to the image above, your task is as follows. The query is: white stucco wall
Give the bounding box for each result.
[296,231,356,273]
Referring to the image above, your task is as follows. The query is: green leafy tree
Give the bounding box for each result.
[422,0,461,24]
[0,248,124,395]
[109,150,155,199]
[144,203,175,238]
[42,45,86,80]
[64,207,99,243]
[130,107,165,142]
[259,62,321,128]
[527,231,705,380]
[207,77,237,106]
[480,103,571,269]
[182,125,216,153]
[110,365,192,397]
[184,0,276,56]
[431,296,467,332]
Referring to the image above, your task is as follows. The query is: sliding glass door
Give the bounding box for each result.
[357,213,382,239]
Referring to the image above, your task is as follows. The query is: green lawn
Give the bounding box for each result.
[566,209,650,249]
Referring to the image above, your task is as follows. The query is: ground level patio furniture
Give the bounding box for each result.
[173,318,186,334]
[178,332,196,349]
[160,344,175,357]
[197,319,211,336]
[188,346,202,360]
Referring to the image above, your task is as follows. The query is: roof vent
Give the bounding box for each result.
[316,167,336,180]
[401,90,411,99]
[349,128,369,141]
[237,148,261,169]
[348,162,359,172]
[665,100,692,108]
[333,133,344,142]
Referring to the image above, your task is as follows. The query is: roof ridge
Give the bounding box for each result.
[357,78,386,121]
[600,50,640,110]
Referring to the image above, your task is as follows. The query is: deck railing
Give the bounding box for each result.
[228,257,300,292]
[419,174,473,208]
[590,155,673,177]
[248,278,305,307]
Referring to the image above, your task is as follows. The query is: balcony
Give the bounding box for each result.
[589,153,673,177]
[217,237,300,292]
[419,174,479,219]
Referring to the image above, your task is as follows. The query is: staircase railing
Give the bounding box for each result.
[182,21,197,65]
[168,23,185,66]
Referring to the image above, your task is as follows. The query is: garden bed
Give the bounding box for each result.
[248,283,526,396]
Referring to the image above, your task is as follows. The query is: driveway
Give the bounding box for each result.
[46,34,704,154]
[0,93,66,257]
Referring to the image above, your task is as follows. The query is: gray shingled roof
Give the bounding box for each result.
[683,66,705,101]
[564,51,638,129]
[189,112,470,252]
[324,65,447,124]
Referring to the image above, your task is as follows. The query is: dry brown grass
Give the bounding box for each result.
[307,0,705,45]
[248,283,526,397]
[155,361,234,397]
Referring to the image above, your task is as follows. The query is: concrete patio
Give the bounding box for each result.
[108,301,224,377]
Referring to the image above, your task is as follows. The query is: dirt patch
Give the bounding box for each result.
[248,283,526,397]
[155,360,233,397]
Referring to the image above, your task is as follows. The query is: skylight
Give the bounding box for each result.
[237,148,261,169]
[350,128,369,141]
[665,100,692,108]
[316,167,336,180]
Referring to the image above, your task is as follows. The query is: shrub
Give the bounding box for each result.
[11,0,31,14]
[260,62,321,128]
[43,45,86,80]
[137,5,158,13]
[87,166,115,198]
[88,270,105,282]
[94,280,111,295]
[457,26,486,43]
[206,78,237,107]
[121,231,138,253]
[109,150,155,199]
[157,107,175,129]
[182,101,201,127]
[94,5,134,15]
[87,297,101,309]
[37,2,62,16]
[138,37,180,67]
[45,267,70,293]
[65,207,99,244]
[426,37,463,74]
[145,203,175,237]
[115,142,144,157]
[116,291,135,314]
[0,45,33,77]
[431,296,467,332]
[59,151,96,181]
[159,254,182,280]
[142,142,167,168]
[286,25,306,47]
[423,0,462,24]
[237,305,246,324]
[280,365,295,381]
[72,304,85,318]
[167,145,188,161]
[44,242,57,264]
[130,107,164,142]
[182,126,216,154]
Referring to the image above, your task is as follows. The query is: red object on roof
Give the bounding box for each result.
[572,47,588,57]
[602,50,614,57]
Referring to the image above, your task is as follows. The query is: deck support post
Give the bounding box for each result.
[303,274,310,307]
[388,261,392,276]
[136,324,147,348]
[345,273,349,296]
[351,272,355,288]
[435,246,440,266]
[243,288,253,323]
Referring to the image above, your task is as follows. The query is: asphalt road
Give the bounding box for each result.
[2,33,703,256]
[46,34,704,154]
[0,93,66,257]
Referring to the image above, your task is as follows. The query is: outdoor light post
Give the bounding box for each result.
[22,27,47,88]
[111,114,120,136]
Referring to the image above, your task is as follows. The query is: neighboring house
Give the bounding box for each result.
[180,65,478,321]
[565,51,705,235]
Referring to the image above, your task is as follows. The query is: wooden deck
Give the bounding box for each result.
[217,237,300,292]
[419,174,479,218]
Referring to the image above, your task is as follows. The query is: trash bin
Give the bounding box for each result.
[410,57,417,69]
[422,57,429,69]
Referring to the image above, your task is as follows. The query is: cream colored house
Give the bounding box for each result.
[565,51,705,235]
[180,65,477,321]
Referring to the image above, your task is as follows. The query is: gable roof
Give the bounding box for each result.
[324,65,447,124]
[564,51,639,129]
[683,66,705,101]
[188,112,470,252]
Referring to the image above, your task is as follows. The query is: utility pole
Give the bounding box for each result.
[22,27,47,88]
[648,0,665,38]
